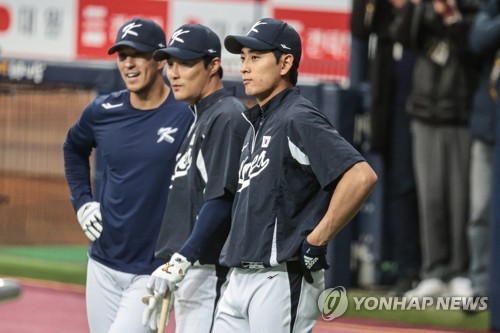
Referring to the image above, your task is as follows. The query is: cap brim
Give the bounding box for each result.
[224,35,275,54]
[108,41,156,55]
[153,47,205,61]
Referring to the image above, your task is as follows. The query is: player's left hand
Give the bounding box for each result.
[146,253,191,295]
[141,292,174,330]
[300,239,330,283]
[76,201,103,241]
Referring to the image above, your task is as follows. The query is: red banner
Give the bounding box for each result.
[77,0,169,59]
[274,8,351,80]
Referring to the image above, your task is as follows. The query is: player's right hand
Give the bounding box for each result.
[76,201,103,241]
[141,292,173,330]
[147,253,191,296]
[300,239,330,283]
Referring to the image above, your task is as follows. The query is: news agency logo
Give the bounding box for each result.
[318,287,488,321]
[317,286,349,320]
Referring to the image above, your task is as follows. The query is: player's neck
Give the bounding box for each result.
[196,78,223,105]
[130,78,170,110]
[256,80,292,107]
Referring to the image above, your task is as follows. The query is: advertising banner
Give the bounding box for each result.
[77,0,169,59]
[0,0,351,81]
[274,7,351,80]
[0,0,77,59]
[169,0,268,77]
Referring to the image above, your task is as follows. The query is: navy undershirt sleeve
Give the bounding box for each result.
[178,194,233,263]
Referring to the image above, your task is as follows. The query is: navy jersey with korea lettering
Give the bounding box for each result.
[219,87,365,268]
[64,89,193,274]
[155,89,248,264]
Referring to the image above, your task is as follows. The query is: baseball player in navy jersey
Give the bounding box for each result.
[63,18,193,333]
[141,24,248,332]
[211,18,378,332]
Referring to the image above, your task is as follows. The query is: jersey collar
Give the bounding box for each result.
[260,86,298,115]
[190,88,230,116]
[244,86,299,123]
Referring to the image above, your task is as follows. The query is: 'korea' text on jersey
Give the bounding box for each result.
[219,87,365,268]
[155,89,248,264]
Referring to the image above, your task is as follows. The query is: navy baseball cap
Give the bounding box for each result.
[224,18,302,67]
[108,18,166,55]
[153,24,221,61]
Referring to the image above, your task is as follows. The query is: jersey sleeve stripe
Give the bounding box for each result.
[196,151,208,183]
[269,218,279,266]
[287,137,310,166]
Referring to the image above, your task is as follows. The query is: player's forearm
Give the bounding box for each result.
[178,194,233,263]
[63,139,94,211]
[306,161,377,246]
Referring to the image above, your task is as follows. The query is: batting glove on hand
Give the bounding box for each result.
[141,291,174,330]
[76,201,103,241]
[300,239,330,284]
[146,253,191,296]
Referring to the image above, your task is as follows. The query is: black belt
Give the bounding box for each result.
[240,257,299,269]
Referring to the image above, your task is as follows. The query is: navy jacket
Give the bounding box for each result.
[468,0,500,143]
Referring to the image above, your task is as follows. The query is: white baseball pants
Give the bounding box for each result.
[86,257,154,333]
[212,261,324,333]
[173,264,226,333]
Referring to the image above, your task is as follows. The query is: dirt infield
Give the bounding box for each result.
[0,279,483,333]
[0,280,89,333]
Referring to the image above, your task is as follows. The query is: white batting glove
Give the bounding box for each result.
[146,253,191,296]
[76,201,103,241]
[141,292,174,330]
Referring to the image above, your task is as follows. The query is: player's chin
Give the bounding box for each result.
[243,85,257,97]
[123,79,137,89]
[245,87,267,100]
[126,83,148,95]
[171,90,188,102]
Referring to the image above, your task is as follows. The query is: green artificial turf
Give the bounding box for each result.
[0,245,88,285]
[0,245,491,331]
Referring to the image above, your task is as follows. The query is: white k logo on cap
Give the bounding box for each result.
[170,29,190,45]
[121,23,142,38]
[248,21,267,34]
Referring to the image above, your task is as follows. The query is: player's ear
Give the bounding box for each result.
[280,54,293,76]
[209,57,221,76]
[157,59,167,71]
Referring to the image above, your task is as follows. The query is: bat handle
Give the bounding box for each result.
[157,290,171,333]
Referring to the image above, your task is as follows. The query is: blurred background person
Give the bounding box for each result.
[391,0,483,297]
[466,0,500,306]
[349,0,421,295]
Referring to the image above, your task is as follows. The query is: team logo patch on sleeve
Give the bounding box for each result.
[262,136,271,148]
